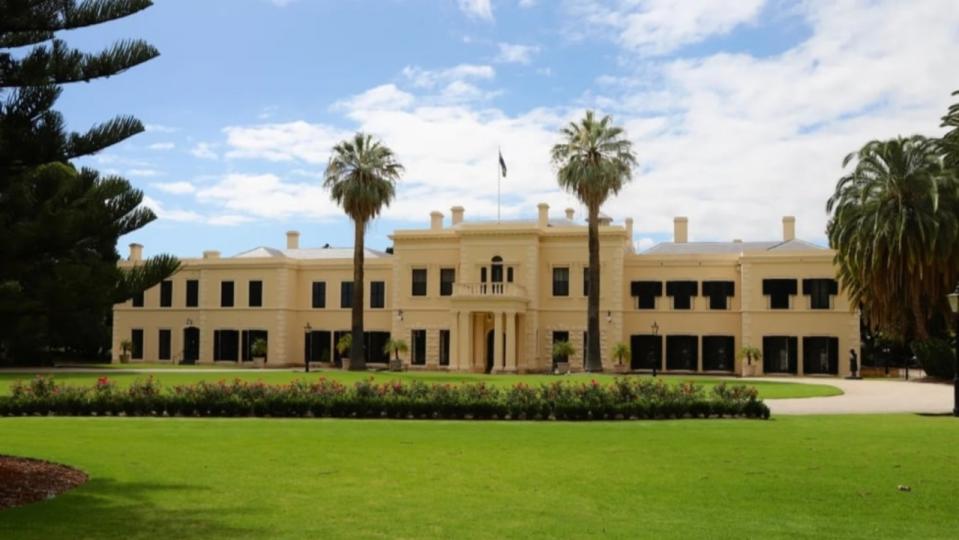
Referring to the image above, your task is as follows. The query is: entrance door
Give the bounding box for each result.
[486,330,494,373]
[183,327,199,364]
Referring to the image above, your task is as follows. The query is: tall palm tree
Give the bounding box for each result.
[941,90,959,171]
[826,135,959,342]
[551,111,637,372]
[324,133,403,371]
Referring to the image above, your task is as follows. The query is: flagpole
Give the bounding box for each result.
[497,147,501,223]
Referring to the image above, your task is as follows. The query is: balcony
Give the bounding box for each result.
[452,282,527,299]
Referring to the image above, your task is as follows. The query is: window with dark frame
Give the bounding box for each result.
[132,291,144,307]
[803,279,837,310]
[213,329,240,361]
[131,329,143,360]
[763,279,797,309]
[440,268,455,296]
[248,280,263,307]
[186,280,199,307]
[340,281,353,308]
[411,269,427,296]
[552,267,569,296]
[220,281,234,308]
[158,329,171,360]
[630,281,662,309]
[411,329,427,365]
[702,281,734,310]
[439,329,450,366]
[666,281,697,310]
[160,280,173,307]
[370,281,385,308]
[506,267,514,283]
[491,256,504,283]
[311,281,326,308]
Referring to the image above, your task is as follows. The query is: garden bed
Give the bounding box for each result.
[0,376,770,420]
[0,456,87,509]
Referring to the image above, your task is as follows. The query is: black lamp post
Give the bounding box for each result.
[304,323,312,373]
[651,321,660,377]
[947,283,959,417]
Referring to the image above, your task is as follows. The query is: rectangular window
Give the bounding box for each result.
[365,332,391,363]
[158,329,171,361]
[583,268,589,297]
[763,279,797,309]
[763,336,798,373]
[666,281,697,310]
[552,331,570,364]
[241,330,268,362]
[666,335,698,370]
[411,329,427,365]
[480,267,487,283]
[340,282,353,308]
[248,280,263,307]
[552,267,569,296]
[629,334,662,370]
[160,280,173,308]
[439,330,450,366]
[131,329,143,360]
[220,281,234,308]
[702,281,734,310]
[411,269,427,296]
[305,330,332,363]
[311,281,326,308]
[630,281,662,310]
[132,291,144,308]
[702,336,735,371]
[186,280,199,307]
[506,267,514,283]
[440,268,455,296]
[370,281,385,308]
[803,336,839,374]
[803,279,837,310]
[213,329,240,361]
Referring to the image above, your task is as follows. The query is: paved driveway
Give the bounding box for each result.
[765,377,954,415]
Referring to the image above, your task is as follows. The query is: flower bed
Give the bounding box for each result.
[0,376,770,420]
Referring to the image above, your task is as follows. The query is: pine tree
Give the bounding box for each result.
[0,0,179,363]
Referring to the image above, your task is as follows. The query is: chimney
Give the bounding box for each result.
[128,243,143,262]
[624,217,634,251]
[673,217,688,243]
[430,211,443,230]
[782,216,796,242]
[451,206,464,225]
[286,230,300,249]
[203,250,220,260]
[537,203,549,228]
[565,207,575,220]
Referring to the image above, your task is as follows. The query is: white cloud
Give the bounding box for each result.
[127,168,163,177]
[141,196,203,223]
[402,64,495,89]
[458,0,493,20]
[148,142,175,151]
[151,181,196,195]
[519,0,536,7]
[566,0,765,55]
[223,121,348,164]
[635,237,656,252]
[190,142,218,160]
[496,42,541,64]
[144,124,178,133]
[333,84,414,112]
[196,173,341,220]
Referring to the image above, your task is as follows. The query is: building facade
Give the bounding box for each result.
[112,203,860,376]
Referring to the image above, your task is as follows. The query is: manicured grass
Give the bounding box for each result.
[1,415,957,539]
[0,370,842,399]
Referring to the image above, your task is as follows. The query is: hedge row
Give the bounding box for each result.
[0,376,771,420]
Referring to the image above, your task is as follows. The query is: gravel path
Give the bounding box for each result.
[765,377,954,415]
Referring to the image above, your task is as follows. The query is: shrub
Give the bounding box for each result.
[912,338,955,379]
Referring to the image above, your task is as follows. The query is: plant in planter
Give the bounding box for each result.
[119,340,133,363]
[383,338,408,372]
[336,333,352,369]
[552,340,575,374]
[737,345,762,377]
[251,338,268,366]
[611,342,631,373]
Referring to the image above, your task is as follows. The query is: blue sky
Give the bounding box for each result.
[53,0,959,258]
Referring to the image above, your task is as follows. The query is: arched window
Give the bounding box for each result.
[491,256,504,283]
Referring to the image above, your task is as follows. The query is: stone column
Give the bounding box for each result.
[450,310,459,370]
[493,311,504,371]
[505,311,517,372]
[460,311,472,371]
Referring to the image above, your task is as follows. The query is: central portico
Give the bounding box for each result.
[450,282,528,372]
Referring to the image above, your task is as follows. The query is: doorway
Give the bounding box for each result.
[183,327,199,364]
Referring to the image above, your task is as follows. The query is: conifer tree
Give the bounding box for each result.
[0,0,179,363]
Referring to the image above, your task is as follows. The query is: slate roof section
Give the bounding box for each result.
[643,239,825,255]
[233,247,390,259]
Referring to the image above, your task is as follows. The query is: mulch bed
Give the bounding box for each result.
[0,455,88,510]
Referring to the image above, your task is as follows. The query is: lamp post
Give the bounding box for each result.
[651,321,660,377]
[947,283,959,417]
[304,323,312,373]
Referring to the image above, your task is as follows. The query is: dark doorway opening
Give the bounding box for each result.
[666,335,698,371]
[630,335,662,370]
[803,337,838,374]
[183,327,199,364]
[702,336,735,371]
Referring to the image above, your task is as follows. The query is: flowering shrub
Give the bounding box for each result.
[0,377,770,420]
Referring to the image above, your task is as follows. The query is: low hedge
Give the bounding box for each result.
[0,376,771,420]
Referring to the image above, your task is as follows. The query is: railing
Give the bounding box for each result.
[453,282,527,298]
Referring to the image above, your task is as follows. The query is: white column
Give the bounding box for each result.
[493,311,504,371]
[450,311,459,370]
[505,311,517,372]
[460,312,472,371]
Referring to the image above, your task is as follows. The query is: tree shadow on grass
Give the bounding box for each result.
[0,477,265,540]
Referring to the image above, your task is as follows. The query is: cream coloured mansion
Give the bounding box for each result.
[113,203,860,376]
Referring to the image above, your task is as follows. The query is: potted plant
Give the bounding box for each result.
[251,338,268,367]
[611,342,631,374]
[737,345,762,377]
[383,338,408,372]
[119,339,132,364]
[552,340,574,374]
[336,333,352,370]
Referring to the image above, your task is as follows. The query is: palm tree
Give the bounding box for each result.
[826,135,959,342]
[324,133,404,371]
[383,338,408,371]
[551,111,637,372]
[611,342,630,367]
[552,340,575,364]
[941,90,959,171]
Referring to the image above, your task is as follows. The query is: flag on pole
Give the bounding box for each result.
[498,149,507,178]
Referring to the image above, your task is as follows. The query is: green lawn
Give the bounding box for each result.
[1,415,957,539]
[0,369,842,399]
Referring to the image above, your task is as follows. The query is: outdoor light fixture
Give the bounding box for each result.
[948,283,959,417]
[651,321,660,377]
[304,323,312,373]
[397,310,404,321]
[185,318,193,327]
[606,310,612,323]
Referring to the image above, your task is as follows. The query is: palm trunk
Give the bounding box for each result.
[350,219,366,370]
[586,203,603,372]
